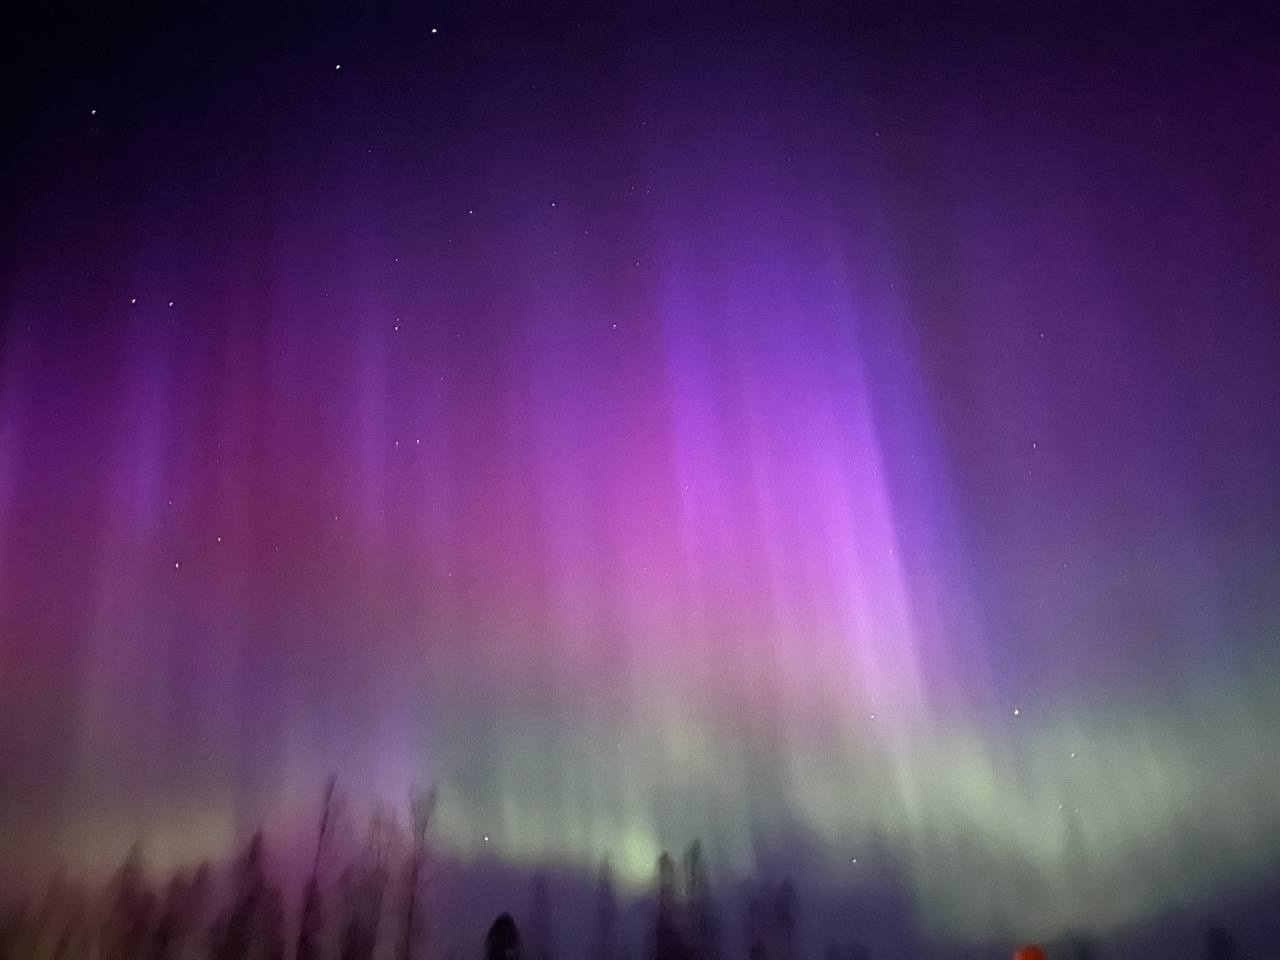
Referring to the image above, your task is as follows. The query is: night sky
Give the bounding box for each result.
[2,1,1278,947]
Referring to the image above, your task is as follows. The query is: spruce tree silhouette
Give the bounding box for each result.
[486,914,522,960]
[652,853,686,960]
[189,863,213,958]
[592,860,618,960]
[682,842,719,960]
[743,878,799,960]
[1065,933,1097,960]
[744,883,767,960]
[103,845,154,960]
[774,880,797,960]
[140,863,208,960]
[36,874,92,960]
[151,875,190,960]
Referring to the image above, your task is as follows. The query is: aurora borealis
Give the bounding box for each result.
[2,2,1279,950]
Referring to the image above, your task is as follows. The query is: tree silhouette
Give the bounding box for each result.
[398,786,438,960]
[773,880,797,960]
[103,845,155,960]
[261,886,285,960]
[338,866,375,960]
[592,859,618,960]
[210,832,280,960]
[297,877,325,960]
[298,776,342,960]
[485,913,522,960]
[742,878,798,960]
[340,806,402,960]
[33,874,92,960]
[652,853,686,960]
[187,863,213,960]
[743,882,767,960]
[682,842,719,960]
[151,875,191,960]
[1065,932,1097,960]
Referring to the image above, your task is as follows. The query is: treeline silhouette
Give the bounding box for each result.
[0,779,1250,960]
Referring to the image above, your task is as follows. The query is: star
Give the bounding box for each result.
[173,561,181,570]
[430,27,438,34]
[1013,707,1021,717]
[90,108,96,116]
[168,301,175,307]
[130,298,137,304]
[335,63,342,70]
[482,835,489,842]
